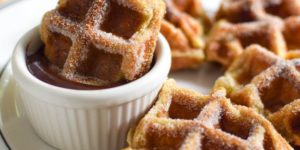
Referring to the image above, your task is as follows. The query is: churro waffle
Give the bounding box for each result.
[162,0,208,71]
[216,0,300,24]
[205,20,286,67]
[208,0,300,67]
[213,45,282,97]
[269,100,300,146]
[227,59,300,145]
[284,16,300,50]
[40,0,165,86]
[125,79,292,149]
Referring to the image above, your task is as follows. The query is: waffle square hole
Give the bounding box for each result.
[58,0,93,22]
[296,65,300,72]
[168,93,205,120]
[221,2,256,23]
[265,1,298,19]
[100,0,146,39]
[289,111,300,134]
[238,31,272,51]
[219,114,251,139]
[44,32,72,68]
[259,77,300,113]
[145,122,193,149]
[76,44,123,82]
[213,39,240,60]
[202,136,240,150]
[235,56,275,85]
[146,130,187,149]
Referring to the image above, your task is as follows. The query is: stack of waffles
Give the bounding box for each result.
[40,0,166,86]
[124,0,300,149]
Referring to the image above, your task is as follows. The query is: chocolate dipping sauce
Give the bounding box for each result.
[26,46,129,90]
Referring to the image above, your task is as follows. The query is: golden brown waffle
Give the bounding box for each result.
[205,20,286,67]
[269,100,300,146]
[213,45,282,98]
[125,79,292,149]
[285,17,300,59]
[228,59,300,145]
[216,0,300,24]
[40,0,165,86]
[208,0,300,67]
[161,0,209,71]
[283,16,300,50]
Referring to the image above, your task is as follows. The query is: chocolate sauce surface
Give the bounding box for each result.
[26,46,129,90]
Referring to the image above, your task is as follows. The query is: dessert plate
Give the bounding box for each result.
[0,64,56,150]
[0,0,222,149]
[0,62,223,150]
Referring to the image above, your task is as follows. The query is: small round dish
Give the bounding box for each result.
[12,26,171,150]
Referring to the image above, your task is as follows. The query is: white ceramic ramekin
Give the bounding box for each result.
[12,26,171,150]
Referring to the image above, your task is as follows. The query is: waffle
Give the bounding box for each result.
[284,16,300,50]
[40,0,165,86]
[213,45,282,98]
[226,59,300,145]
[205,20,286,67]
[216,0,300,24]
[269,100,300,146]
[285,17,300,59]
[125,79,292,149]
[161,0,209,71]
[208,0,300,67]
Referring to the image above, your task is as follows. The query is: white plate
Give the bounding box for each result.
[0,65,58,149]
[0,0,222,149]
[0,63,223,150]
[0,0,57,74]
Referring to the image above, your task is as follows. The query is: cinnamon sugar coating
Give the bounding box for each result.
[207,0,300,67]
[125,79,292,150]
[206,21,286,67]
[40,0,165,86]
[213,45,282,97]
[269,100,300,146]
[283,16,300,50]
[216,0,300,24]
[214,45,300,145]
[161,0,209,71]
[229,59,300,145]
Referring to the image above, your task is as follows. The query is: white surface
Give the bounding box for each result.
[0,0,57,73]
[170,64,223,93]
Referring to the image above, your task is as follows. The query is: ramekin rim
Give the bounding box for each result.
[12,26,171,106]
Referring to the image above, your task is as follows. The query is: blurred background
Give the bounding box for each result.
[0,0,19,8]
